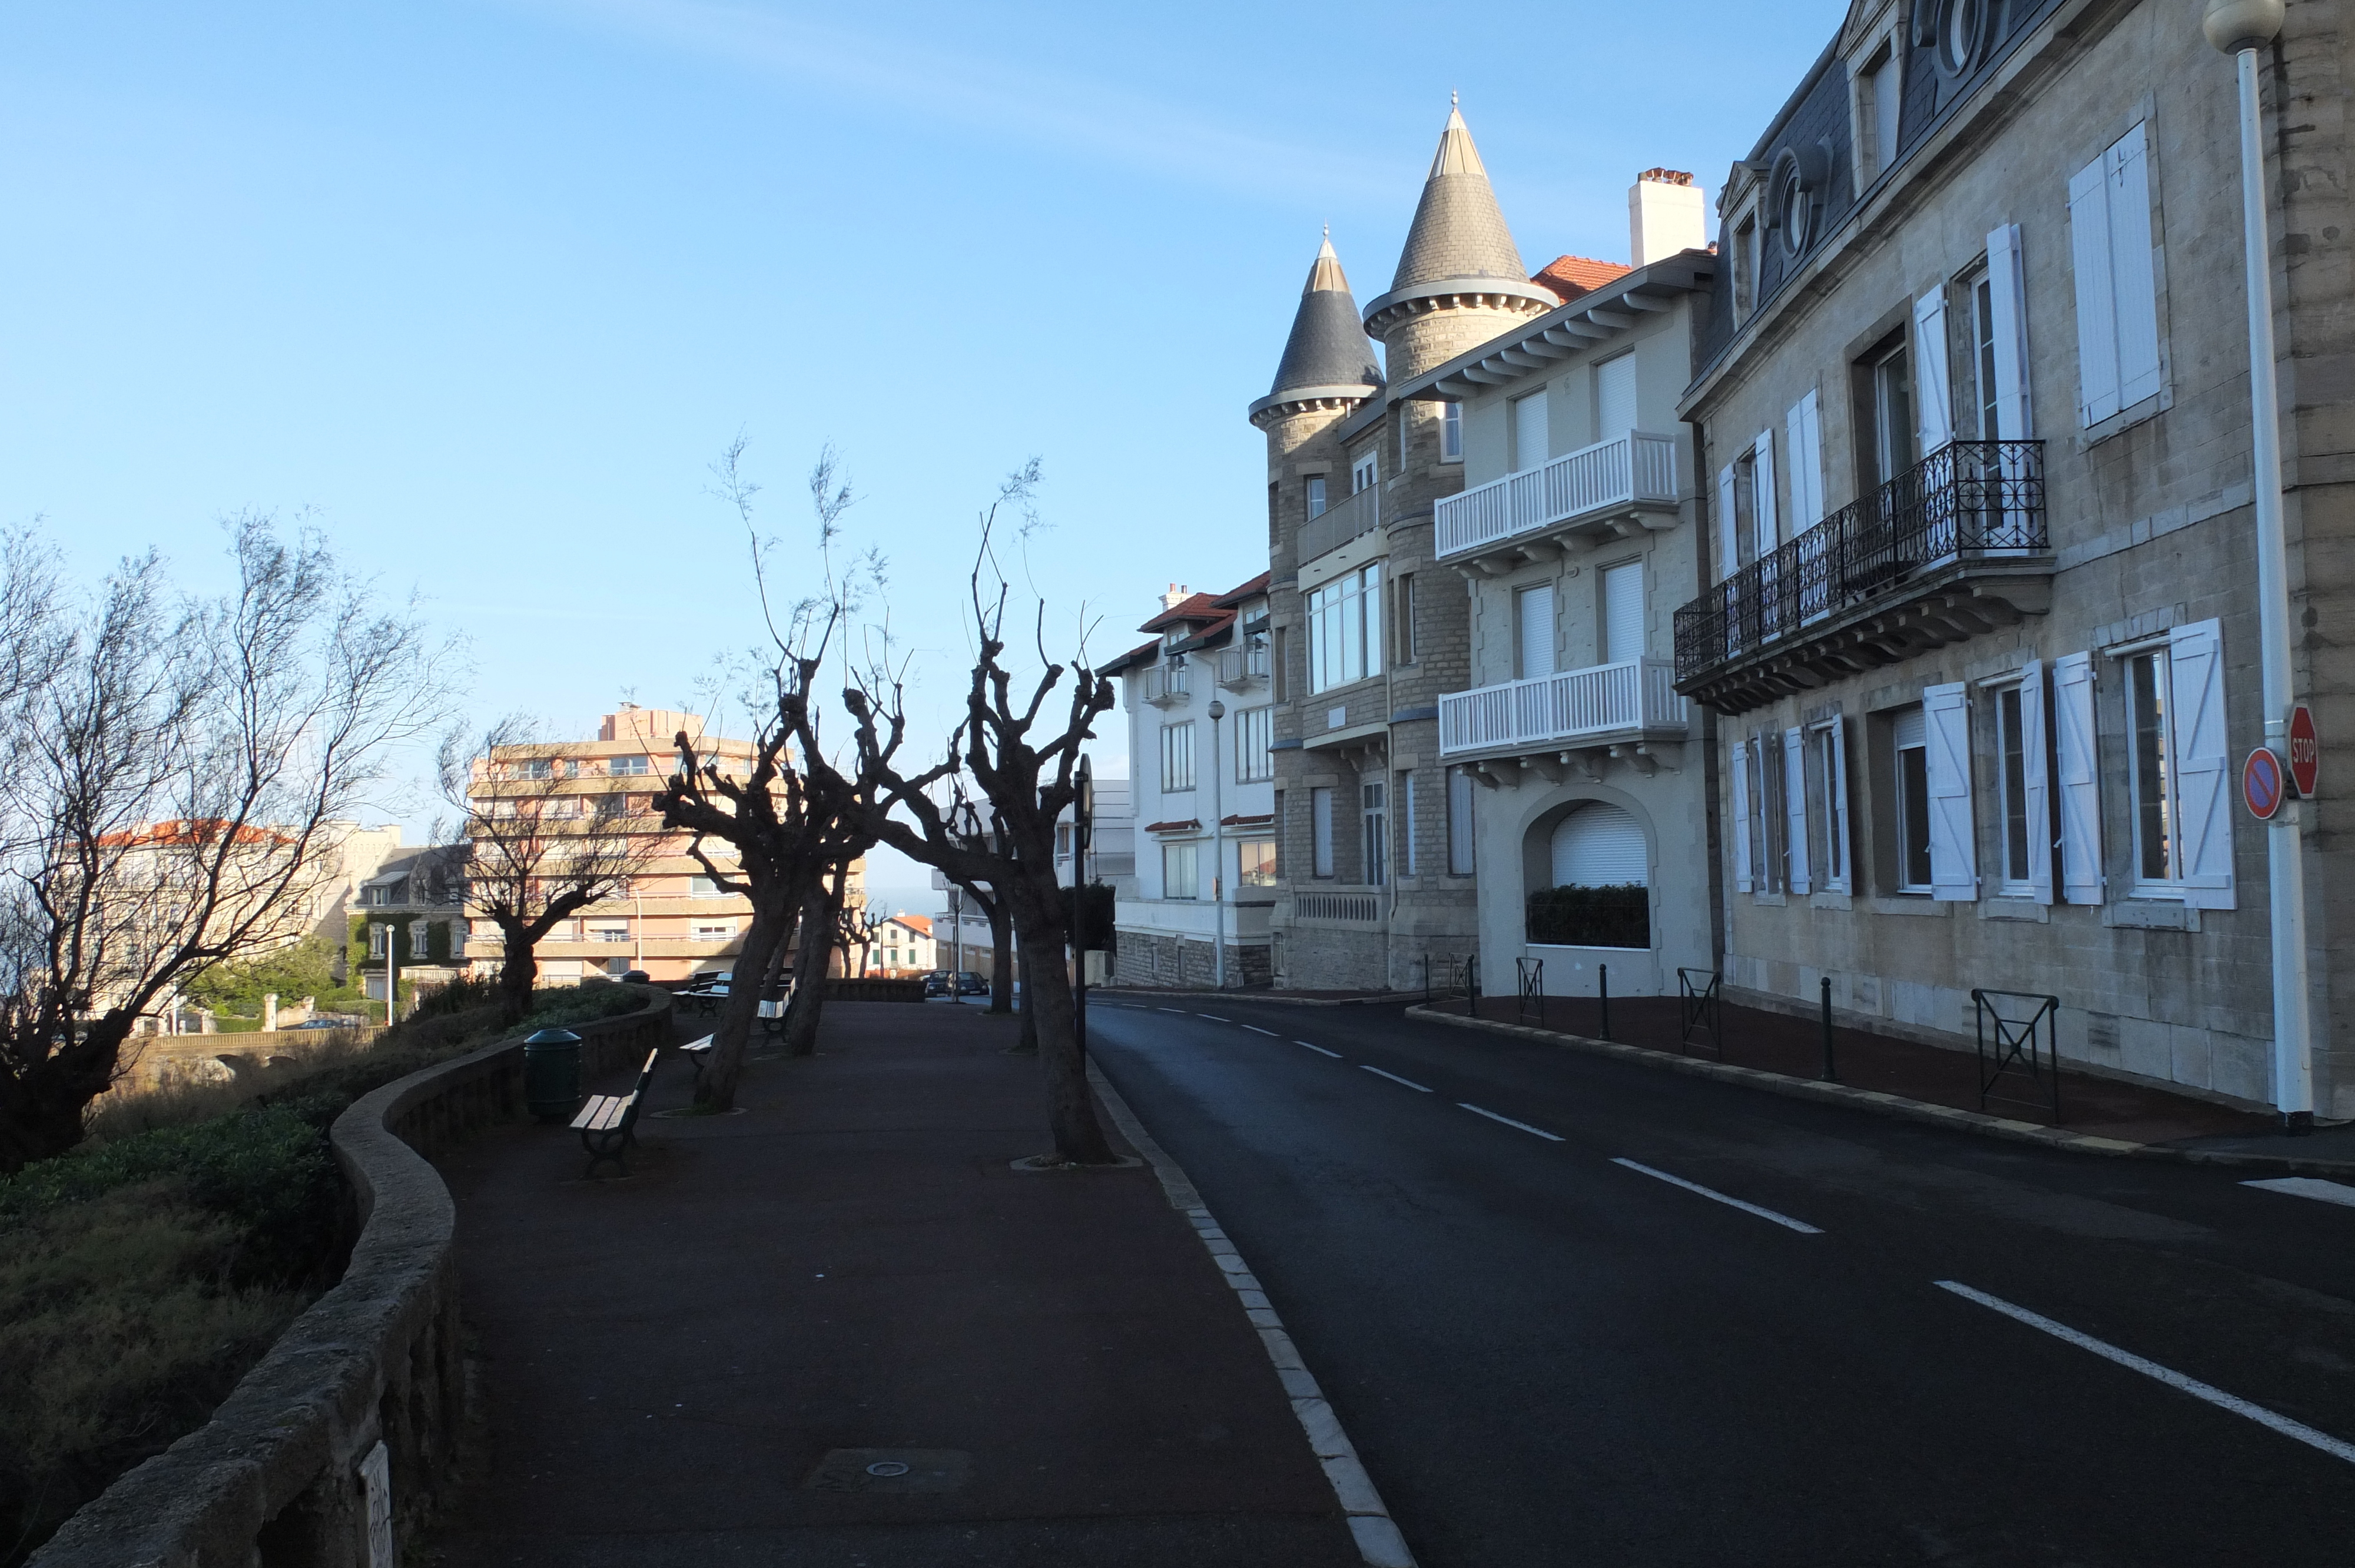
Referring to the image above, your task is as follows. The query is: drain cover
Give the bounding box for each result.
[802,1449,970,1494]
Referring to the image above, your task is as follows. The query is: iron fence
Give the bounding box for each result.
[1972,988,2063,1122]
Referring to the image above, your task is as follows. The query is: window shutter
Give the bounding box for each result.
[1912,291,1954,454]
[2018,659,2053,905]
[1783,727,1811,895]
[1786,391,1824,529]
[2069,155,2122,426]
[1517,582,1556,679]
[1730,740,1753,893]
[1751,430,1779,556]
[2107,125,2162,411]
[2052,652,2105,903]
[1986,224,2033,440]
[1923,682,1978,901]
[1828,714,1852,893]
[2169,619,2235,909]
[1312,787,1335,878]
[1716,464,1740,581]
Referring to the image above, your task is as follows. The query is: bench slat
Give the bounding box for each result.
[568,1097,615,1131]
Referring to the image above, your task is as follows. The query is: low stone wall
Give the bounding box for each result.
[819,977,927,1003]
[28,990,674,1567]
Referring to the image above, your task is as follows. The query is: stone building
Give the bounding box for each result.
[1251,103,1570,992]
[1674,0,2352,1117]
[1393,174,1715,999]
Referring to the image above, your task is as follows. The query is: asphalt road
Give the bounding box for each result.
[1087,996,2355,1567]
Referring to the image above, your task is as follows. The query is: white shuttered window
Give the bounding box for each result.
[2052,653,2105,903]
[1783,727,1811,895]
[1923,682,1978,901]
[2069,124,2163,427]
[1785,391,1825,530]
[1912,291,1955,454]
[1729,740,1753,893]
[2168,619,2235,909]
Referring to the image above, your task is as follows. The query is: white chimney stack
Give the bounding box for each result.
[1629,168,1706,267]
[1161,583,1190,610]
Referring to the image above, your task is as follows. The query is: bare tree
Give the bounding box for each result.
[439,716,666,1021]
[0,517,450,1171]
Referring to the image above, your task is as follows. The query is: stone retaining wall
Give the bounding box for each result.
[28,990,674,1568]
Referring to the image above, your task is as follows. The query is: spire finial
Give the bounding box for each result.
[1451,88,1459,107]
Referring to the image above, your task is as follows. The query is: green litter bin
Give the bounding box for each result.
[523,1028,583,1122]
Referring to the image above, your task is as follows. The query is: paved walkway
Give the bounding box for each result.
[426,1003,1358,1567]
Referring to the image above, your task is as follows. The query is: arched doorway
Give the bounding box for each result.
[1530,802,1650,949]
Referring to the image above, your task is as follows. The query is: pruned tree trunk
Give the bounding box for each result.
[987,902,1014,1015]
[1009,905,1107,1162]
[0,1015,134,1171]
[701,889,791,1109]
[496,923,539,1022]
[781,871,840,1058]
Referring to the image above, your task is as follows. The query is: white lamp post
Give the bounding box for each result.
[2207,0,2314,1129]
[1207,700,1227,990]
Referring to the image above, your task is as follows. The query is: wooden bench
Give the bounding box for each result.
[679,1033,716,1091]
[569,1047,662,1177]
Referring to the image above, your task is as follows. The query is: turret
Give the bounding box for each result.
[1247,231,1382,433]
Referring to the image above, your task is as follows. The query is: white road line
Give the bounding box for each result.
[1157,1007,1188,1014]
[1936,1280,2355,1466]
[1298,1041,1342,1058]
[1360,1066,1433,1093]
[1458,1103,1564,1141]
[2243,1176,2355,1210]
[1241,1024,1281,1037]
[1610,1157,1824,1234]
[1198,1013,1231,1022]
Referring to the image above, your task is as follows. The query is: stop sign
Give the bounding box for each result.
[2289,703,2321,797]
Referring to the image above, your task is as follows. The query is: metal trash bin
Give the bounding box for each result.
[523,1028,584,1122]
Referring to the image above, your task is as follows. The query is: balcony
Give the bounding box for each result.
[1435,431,1679,569]
[1299,483,1379,567]
[1216,641,1269,690]
[1292,889,1382,925]
[1438,658,1689,762]
[1673,440,2051,715]
[1143,659,1191,707]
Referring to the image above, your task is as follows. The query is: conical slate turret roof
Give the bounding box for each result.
[1391,101,1529,292]
[1268,233,1384,398]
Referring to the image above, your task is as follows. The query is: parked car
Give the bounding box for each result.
[953,971,987,997]
[923,972,950,998]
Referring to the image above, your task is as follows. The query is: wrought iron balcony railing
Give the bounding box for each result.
[1674,440,2046,685]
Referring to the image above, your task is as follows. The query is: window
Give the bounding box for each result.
[513,758,553,780]
[1394,573,1416,663]
[689,875,723,896]
[692,921,735,941]
[1893,705,1933,892]
[1162,841,1200,900]
[1516,582,1555,679]
[1732,215,1757,319]
[1865,46,1902,179]
[1361,780,1387,888]
[608,755,651,776]
[1307,564,1382,693]
[369,924,389,959]
[2114,630,2235,907]
[1160,722,1196,792]
[1512,391,1548,471]
[2069,124,2162,427]
[1273,626,1290,701]
[1933,0,1989,77]
[1785,391,1825,533]
[1311,787,1335,877]
[1441,402,1462,461]
[1804,718,1851,893]
[1595,352,1637,440]
[1747,732,1786,894]
[1399,770,1418,876]
[590,922,629,944]
[1992,679,2041,895]
[1238,706,1273,782]
[1447,766,1475,876]
[1352,449,1378,494]
[1867,334,1917,489]
[1961,264,1999,443]
[1305,475,1328,519]
[1601,561,1643,664]
[1238,838,1277,887]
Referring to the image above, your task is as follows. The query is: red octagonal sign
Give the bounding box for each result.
[2289,703,2321,798]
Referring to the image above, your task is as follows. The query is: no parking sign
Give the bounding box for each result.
[2244,746,2286,820]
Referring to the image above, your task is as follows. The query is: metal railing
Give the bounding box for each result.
[1435,431,1679,560]
[1678,968,1721,1058]
[1293,890,1381,923]
[1973,988,2063,1122]
[1516,956,1546,1026]
[1299,484,1380,566]
[1438,658,1686,757]
[1144,659,1190,705]
[1216,641,1270,689]
[1675,440,2045,682]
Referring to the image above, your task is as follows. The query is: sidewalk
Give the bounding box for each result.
[424,1004,1361,1567]
[1428,993,2284,1148]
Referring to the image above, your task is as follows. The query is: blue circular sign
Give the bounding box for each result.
[2244,746,2285,820]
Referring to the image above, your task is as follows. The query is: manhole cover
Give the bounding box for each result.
[802,1448,970,1494]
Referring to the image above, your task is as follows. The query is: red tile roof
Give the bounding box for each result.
[1532,254,1635,303]
[1143,818,1203,834]
[890,913,933,937]
[1140,572,1272,634]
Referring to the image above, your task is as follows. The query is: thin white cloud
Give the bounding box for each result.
[504,0,1398,203]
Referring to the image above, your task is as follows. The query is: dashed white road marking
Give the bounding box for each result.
[1157,1007,1189,1015]
[1298,1041,1342,1058]
[1360,1066,1432,1094]
[1610,1157,1823,1234]
[1241,1024,1281,1037]
[1198,1013,1231,1022]
[1936,1280,2355,1465]
[1458,1103,1564,1141]
[2243,1176,2355,1210]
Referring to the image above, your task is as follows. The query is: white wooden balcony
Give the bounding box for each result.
[1434,431,1679,569]
[1438,658,1688,760]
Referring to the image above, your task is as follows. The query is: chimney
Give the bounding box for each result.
[1629,168,1706,267]
[1160,583,1190,610]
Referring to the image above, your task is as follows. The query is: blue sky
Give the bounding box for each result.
[1,0,1843,914]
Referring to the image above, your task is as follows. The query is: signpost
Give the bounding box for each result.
[2288,702,2320,797]
[2244,746,2286,821]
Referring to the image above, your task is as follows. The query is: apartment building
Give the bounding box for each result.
[463,706,864,985]
[1103,579,1278,986]
[1394,173,1715,998]
[1674,0,2352,1115]
[354,842,467,1001]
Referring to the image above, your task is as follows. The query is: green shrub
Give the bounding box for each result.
[1525,884,1650,949]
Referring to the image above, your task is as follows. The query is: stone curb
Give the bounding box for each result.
[1407,1004,2355,1180]
[1094,987,1418,1009]
[1089,1064,1418,1568]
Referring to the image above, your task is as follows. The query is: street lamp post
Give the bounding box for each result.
[2207,0,2314,1130]
[1074,753,1093,1066]
[1206,700,1226,991]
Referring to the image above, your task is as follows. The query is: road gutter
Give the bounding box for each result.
[1089,1063,1418,1568]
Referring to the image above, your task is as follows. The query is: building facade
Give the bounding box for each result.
[1675,0,2353,1115]
[355,843,467,1002]
[1396,175,1715,998]
[874,913,936,978]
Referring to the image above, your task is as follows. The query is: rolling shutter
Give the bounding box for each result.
[1602,561,1644,664]
[1551,803,1648,887]
[1517,583,1555,679]
[1716,464,1740,581]
[2018,659,2053,905]
[1730,740,1753,893]
[1923,682,1978,901]
[1913,291,1954,454]
[2052,652,2104,903]
[2169,619,2235,909]
[1783,727,1811,895]
[1311,787,1335,878]
[1596,353,1637,439]
[1515,391,1549,471]
[1986,224,2033,440]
